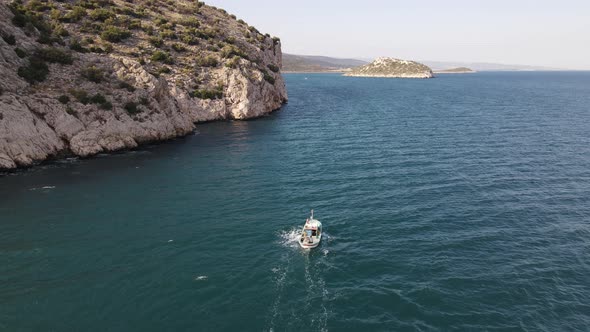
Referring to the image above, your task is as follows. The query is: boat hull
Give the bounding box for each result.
[298,234,322,249]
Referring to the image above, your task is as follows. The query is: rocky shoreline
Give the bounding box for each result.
[0,1,287,170]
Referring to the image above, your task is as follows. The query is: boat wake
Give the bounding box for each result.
[278,228,332,252]
[267,227,332,331]
[268,256,291,331]
[304,256,330,332]
[278,227,302,249]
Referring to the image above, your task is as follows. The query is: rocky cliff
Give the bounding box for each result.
[344,57,433,78]
[0,0,287,170]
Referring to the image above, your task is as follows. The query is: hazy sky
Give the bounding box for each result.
[205,0,590,69]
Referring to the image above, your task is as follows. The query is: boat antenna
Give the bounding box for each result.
[311,209,314,219]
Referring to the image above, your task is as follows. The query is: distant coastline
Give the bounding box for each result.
[434,67,476,74]
[282,54,570,73]
[282,70,348,74]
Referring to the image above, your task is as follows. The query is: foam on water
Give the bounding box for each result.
[56,157,79,164]
[29,186,56,191]
[268,262,289,330]
[303,257,329,331]
[278,227,302,249]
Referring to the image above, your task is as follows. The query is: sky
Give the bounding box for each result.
[205,0,590,70]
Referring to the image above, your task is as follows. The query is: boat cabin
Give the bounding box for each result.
[299,210,323,249]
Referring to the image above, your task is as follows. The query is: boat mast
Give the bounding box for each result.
[311,209,314,219]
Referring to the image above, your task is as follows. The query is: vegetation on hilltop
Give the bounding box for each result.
[4,0,283,104]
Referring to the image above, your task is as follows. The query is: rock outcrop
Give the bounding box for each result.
[344,57,433,78]
[0,0,287,170]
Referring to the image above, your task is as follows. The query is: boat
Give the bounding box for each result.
[298,210,322,249]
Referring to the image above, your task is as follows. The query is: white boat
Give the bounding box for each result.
[299,210,322,249]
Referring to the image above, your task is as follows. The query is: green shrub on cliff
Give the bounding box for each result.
[220,45,246,59]
[81,66,104,83]
[261,69,275,84]
[61,6,86,22]
[124,101,141,114]
[179,17,200,28]
[196,55,218,67]
[10,2,54,41]
[191,82,224,100]
[118,81,136,92]
[69,89,89,104]
[171,43,186,52]
[37,47,74,64]
[196,28,216,40]
[2,34,16,45]
[14,47,27,58]
[157,66,171,74]
[58,95,70,104]
[225,56,239,69]
[191,88,222,100]
[88,93,113,110]
[100,26,131,43]
[69,39,88,53]
[18,57,49,83]
[151,50,173,64]
[267,64,279,73]
[89,93,107,104]
[89,8,114,22]
[149,36,164,47]
[181,34,199,45]
[68,89,112,109]
[26,0,51,12]
[160,29,176,40]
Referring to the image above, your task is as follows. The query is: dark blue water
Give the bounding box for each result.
[2,72,590,331]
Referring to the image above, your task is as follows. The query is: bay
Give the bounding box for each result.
[1,72,590,331]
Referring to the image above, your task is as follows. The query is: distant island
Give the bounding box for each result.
[282,54,562,73]
[344,57,434,78]
[435,67,476,74]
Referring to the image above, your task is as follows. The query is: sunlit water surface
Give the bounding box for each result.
[2,72,590,331]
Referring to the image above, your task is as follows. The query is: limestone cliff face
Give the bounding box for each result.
[0,0,287,170]
[344,57,433,78]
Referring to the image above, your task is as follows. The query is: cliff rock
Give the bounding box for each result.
[0,0,287,170]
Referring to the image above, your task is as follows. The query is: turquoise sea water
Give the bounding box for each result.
[1,72,590,331]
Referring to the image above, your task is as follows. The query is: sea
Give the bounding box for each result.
[1,72,590,331]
